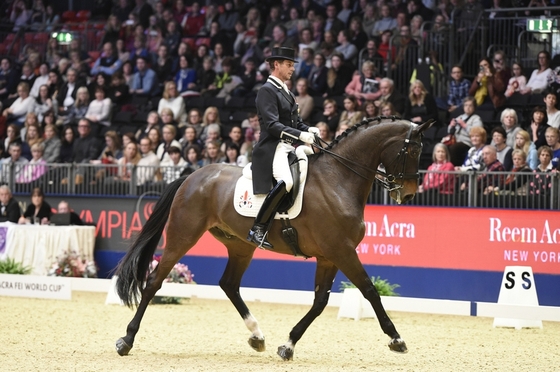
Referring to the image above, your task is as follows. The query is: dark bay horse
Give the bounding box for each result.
[115,117,433,360]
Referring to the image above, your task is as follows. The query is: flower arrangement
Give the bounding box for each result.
[47,250,98,278]
[150,255,195,304]
[340,276,400,296]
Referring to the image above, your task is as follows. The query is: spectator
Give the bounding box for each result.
[492,126,513,171]
[56,69,86,117]
[130,57,158,96]
[522,51,552,95]
[393,25,419,93]
[223,142,247,167]
[91,130,123,185]
[174,0,188,24]
[233,20,251,59]
[324,52,354,98]
[21,122,43,161]
[418,143,455,196]
[180,125,204,151]
[308,53,328,96]
[295,47,314,81]
[262,6,282,42]
[130,35,150,69]
[232,58,257,97]
[122,61,135,91]
[298,29,319,61]
[108,72,130,109]
[315,121,332,144]
[147,127,162,153]
[461,145,505,194]
[171,42,191,76]
[364,100,378,118]
[496,150,533,195]
[160,145,187,183]
[3,124,22,158]
[72,119,102,165]
[529,106,550,148]
[544,90,560,129]
[448,97,483,166]
[371,4,396,36]
[113,0,134,23]
[320,98,341,133]
[182,2,205,36]
[498,108,522,149]
[87,73,110,101]
[30,63,50,99]
[0,142,29,183]
[63,87,90,126]
[33,85,53,123]
[218,1,239,38]
[545,127,560,168]
[59,126,75,163]
[137,137,160,186]
[335,30,358,65]
[220,125,244,154]
[0,185,21,223]
[378,30,396,69]
[132,0,154,29]
[361,3,377,36]
[152,44,173,84]
[202,140,225,166]
[174,56,197,96]
[294,78,314,122]
[56,201,83,225]
[339,96,364,127]
[447,65,470,113]
[85,87,112,128]
[529,146,556,197]
[410,15,426,41]
[200,106,221,142]
[185,144,203,170]
[514,129,538,170]
[159,81,186,124]
[195,56,216,95]
[163,21,181,57]
[468,57,506,110]
[380,102,399,116]
[374,78,406,115]
[157,125,181,162]
[18,63,36,93]
[245,6,262,35]
[404,80,439,125]
[16,143,47,184]
[193,44,211,73]
[505,62,527,98]
[203,123,222,149]
[324,3,345,37]
[10,0,32,31]
[348,16,367,52]
[359,39,384,74]
[91,43,123,77]
[101,15,122,47]
[456,126,487,172]
[18,187,51,225]
[2,83,35,126]
[42,124,61,163]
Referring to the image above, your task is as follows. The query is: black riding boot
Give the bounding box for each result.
[247,181,288,249]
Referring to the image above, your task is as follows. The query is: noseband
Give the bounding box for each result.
[313,118,422,192]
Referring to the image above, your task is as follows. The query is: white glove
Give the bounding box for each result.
[299,132,315,144]
[308,127,320,136]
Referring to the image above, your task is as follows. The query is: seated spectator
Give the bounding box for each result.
[16,143,47,184]
[180,125,204,151]
[447,97,484,166]
[461,145,505,194]
[495,150,533,195]
[529,146,556,197]
[88,73,111,98]
[205,57,242,100]
[0,142,28,183]
[136,111,161,140]
[42,124,61,163]
[2,83,35,125]
[137,138,160,186]
[157,125,181,162]
[91,130,123,185]
[491,127,513,171]
[33,85,53,122]
[158,81,186,124]
[324,52,354,98]
[457,126,487,172]
[30,63,50,98]
[499,109,522,149]
[335,30,358,65]
[163,21,181,56]
[529,106,550,149]
[232,58,257,97]
[371,4,396,36]
[151,45,173,84]
[545,127,560,168]
[63,87,90,126]
[160,146,188,183]
[514,129,538,170]
[174,56,197,97]
[56,69,87,117]
[294,78,313,122]
[91,42,123,77]
[404,80,439,125]
[522,51,552,95]
[101,15,122,47]
[505,62,527,98]
[56,201,83,225]
[320,98,341,133]
[307,53,328,96]
[447,65,470,113]
[184,144,203,171]
[204,123,223,149]
[544,90,560,129]
[223,143,248,167]
[104,141,141,190]
[116,39,130,64]
[122,61,135,90]
[85,87,112,127]
[21,123,43,161]
[130,57,158,97]
[345,60,382,106]
[46,69,61,100]
[3,124,22,158]
[315,121,332,144]
[339,96,364,127]
[0,185,21,223]
[374,78,406,115]
[10,1,33,32]
[68,51,90,82]
[18,63,36,96]
[295,47,314,81]
[468,57,506,110]
[202,140,226,165]
[147,127,162,153]
[59,126,75,163]
[70,119,102,185]
[380,102,399,117]
[0,58,19,102]
[220,125,245,154]
[363,101,378,118]
[18,187,51,225]
[200,106,221,142]
[20,113,40,145]
[418,143,455,196]
[108,72,130,110]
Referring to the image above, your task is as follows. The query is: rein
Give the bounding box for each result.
[311,117,426,192]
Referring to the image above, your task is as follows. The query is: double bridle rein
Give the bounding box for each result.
[312,117,425,192]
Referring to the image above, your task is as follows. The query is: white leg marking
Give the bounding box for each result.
[244,314,264,339]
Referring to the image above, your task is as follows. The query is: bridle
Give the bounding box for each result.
[312,117,425,192]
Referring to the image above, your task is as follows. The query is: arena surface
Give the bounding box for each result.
[1,292,558,371]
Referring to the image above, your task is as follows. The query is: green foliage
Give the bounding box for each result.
[340,276,400,296]
[0,258,32,275]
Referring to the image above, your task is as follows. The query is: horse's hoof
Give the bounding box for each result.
[115,337,132,356]
[248,336,266,352]
[388,337,408,353]
[277,345,294,361]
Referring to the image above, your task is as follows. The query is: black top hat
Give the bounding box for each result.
[265,47,298,63]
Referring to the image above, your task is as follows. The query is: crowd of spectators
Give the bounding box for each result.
[0,0,559,202]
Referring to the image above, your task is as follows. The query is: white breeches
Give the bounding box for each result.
[272,142,294,192]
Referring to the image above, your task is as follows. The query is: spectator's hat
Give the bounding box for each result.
[265,47,297,63]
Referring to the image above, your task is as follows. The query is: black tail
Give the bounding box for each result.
[115,175,188,307]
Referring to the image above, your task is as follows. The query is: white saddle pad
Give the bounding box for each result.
[234,146,313,219]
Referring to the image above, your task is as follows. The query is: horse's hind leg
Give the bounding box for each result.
[215,235,264,352]
[330,252,407,353]
[277,259,339,361]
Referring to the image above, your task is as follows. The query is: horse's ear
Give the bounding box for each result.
[416,119,435,134]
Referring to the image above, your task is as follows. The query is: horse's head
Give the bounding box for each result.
[379,119,434,204]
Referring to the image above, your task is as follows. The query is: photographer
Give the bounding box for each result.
[446,97,484,166]
[468,57,506,110]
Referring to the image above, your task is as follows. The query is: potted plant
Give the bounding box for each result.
[150,255,195,304]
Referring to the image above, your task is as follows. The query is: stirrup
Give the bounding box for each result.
[247,227,273,250]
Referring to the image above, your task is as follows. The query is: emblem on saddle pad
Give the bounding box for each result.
[239,191,253,209]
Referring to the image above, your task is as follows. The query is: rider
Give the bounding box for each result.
[247,47,320,249]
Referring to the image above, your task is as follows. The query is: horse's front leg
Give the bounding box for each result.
[277,258,338,361]
[333,251,407,353]
[217,242,265,352]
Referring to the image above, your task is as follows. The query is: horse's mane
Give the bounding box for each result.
[324,115,403,151]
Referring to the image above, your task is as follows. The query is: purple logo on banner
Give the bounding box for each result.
[0,227,7,254]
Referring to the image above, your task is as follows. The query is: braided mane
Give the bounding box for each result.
[324,115,403,151]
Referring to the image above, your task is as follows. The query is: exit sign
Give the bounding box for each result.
[527,19,556,33]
